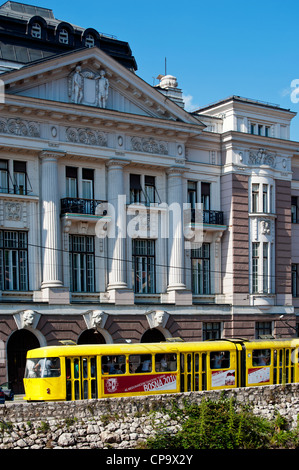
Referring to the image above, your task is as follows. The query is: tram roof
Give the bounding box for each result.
[25,338,299,358]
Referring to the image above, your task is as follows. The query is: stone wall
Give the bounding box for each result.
[0,384,298,449]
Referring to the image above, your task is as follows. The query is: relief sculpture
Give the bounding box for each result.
[68,64,109,108]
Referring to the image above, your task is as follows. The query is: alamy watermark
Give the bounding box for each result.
[290,79,299,103]
[95,196,204,249]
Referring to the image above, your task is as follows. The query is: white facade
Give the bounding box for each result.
[1,8,299,393]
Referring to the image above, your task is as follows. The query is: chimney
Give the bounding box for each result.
[155,74,184,108]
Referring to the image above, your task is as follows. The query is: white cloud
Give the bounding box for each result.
[182,94,200,112]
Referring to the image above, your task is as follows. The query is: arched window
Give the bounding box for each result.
[85,34,95,48]
[59,28,69,44]
[31,22,41,38]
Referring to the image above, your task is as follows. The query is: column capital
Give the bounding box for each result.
[106,158,131,169]
[166,166,186,177]
[39,150,66,161]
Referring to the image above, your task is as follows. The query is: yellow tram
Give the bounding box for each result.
[23,338,299,401]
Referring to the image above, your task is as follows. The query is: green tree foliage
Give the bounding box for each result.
[145,397,299,450]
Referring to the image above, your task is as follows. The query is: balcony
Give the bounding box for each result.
[61,198,107,216]
[191,209,224,225]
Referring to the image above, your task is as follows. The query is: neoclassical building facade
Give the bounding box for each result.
[0,2,298,392]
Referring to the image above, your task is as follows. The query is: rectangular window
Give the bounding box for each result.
[132,239,155,294]
[263,184,268,213]
[252,242,259,293]
[129,354,152,373]
[187,181,197,209]
[292,264,298,297]
[255,322,272,339]
[201,183,210,210]
[13,161,27,195]
[263,242,269,293]
[101,355,126,375]
[155,353,177,372]
[130,174,142,203]
[69,235,95,292]
[0,231,28,291]
[210,351,230,369]
[292,196,298,223]
[191,243,210,295]
[82,168,94,199]
[0,160,9,193]
[25,357,61,378]
[252,349,271,366]
[144,175,155,205]
[203,322,221,340]
[66,166,78,198]
[252,184,259,212]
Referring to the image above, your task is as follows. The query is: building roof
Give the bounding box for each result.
[196,95,295,115]
[0,1,137,71]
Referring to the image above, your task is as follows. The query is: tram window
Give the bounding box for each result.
[210,351,230,369]
[129,354,152,373]
[101,355,126,374]
[25,357,60,378]
[252,349,271,366]
[155,354,177,372]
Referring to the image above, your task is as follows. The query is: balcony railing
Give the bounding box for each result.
[61,198,107,216]
[191,209,224,225]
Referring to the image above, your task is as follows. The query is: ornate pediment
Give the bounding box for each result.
[2,48,203,126]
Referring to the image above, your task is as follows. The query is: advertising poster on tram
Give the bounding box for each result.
[248,367,270,384]
[103,373,177,395]
[211,369,235,388]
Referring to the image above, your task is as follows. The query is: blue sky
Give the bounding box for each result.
[13,0,299,140]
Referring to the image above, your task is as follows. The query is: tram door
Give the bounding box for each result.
[273,348,295,385]
[180,352,207,392]
[66,356,97,400]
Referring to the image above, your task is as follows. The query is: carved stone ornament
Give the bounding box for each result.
[5,202,22,221]
[248,148,276,168]
[66,127,108,147]
[13,309,41,330]
[131,136,168,155]
[146,310,169,329]
[83,310,108,330]
[261,220,271,235]
[0,118,40,137]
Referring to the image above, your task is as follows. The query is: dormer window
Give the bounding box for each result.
[85,34,95,48]
[31,22,41,38]
[59,29,69,44]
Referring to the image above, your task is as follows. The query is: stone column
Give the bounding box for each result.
[167,167,186,290]
[104,159,134,305]
[162,167,192,305]
[34,151,69,304]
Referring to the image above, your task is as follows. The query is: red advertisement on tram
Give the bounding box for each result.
[103,372,177,395]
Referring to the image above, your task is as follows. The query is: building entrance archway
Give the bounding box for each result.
[78,329,106,344]
[141,328,165,343]
[7,329,40,394]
